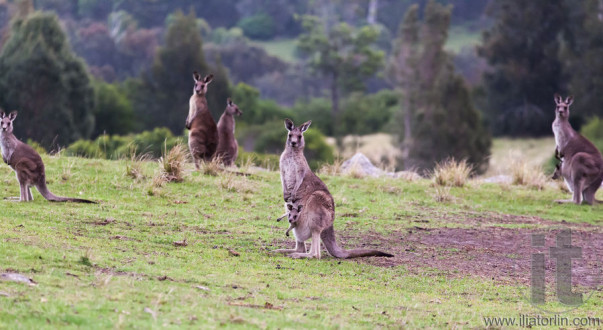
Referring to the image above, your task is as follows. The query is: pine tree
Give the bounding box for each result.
[561,0,603,121]
[478,0,569,136]
[132,10,230,133]
[0,11,94,149]
[390,0,491,173]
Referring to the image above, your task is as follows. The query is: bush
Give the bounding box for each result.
[66,128,183,160]
[92,81,135,137]
[232,83,293,125]
[337,90,398,136]
[581,116,603,151]
[289,98,333,136]
[66,140,105,158]
[237,13,276,40]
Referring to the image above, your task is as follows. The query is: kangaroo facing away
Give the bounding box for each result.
[0,111,95,203]
[552,94,603,204]
[187,72,218,169]
[273,119,393,259]
[215,98,242,166]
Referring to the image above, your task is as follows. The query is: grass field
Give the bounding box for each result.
[0,151,601,328]
[251,39,298,63]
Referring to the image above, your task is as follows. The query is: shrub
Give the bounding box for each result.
[237,13,276,40]
[66,140,105,158]
[337,90,398,136]
[581,116,603,151]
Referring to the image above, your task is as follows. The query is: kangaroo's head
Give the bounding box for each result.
[284,119,311,150]
[554,94,573,119]
[287,202,303,223]
[0,111,17,134]
[552,163,562,180]
[193,72,213,96]
[225,98,242,116]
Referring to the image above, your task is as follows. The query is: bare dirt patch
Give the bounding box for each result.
[343,220,601,288]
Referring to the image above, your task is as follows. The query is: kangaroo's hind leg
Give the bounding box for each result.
[272,240,306,254]
[582,177,602,205]
[290,231,321,259]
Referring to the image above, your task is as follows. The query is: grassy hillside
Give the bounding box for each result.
[0,154,601,328]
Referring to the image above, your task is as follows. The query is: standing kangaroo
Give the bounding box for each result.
[215,98,242,166]
[273,119,393,259]
[552,94,603,204]
[0,111,95,203]
[187,72,218,169]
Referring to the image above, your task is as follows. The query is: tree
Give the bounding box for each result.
[478,0,569,136]
[560,0,603,122]
[297,15,384,129]
[389,0,491,173]
[130,10,230,133]
[91,80,134,137]
[0,11,94,149]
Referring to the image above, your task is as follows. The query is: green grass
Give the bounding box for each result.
[0,155,601,328]
[251,39,297,63]
[445,25,482,54]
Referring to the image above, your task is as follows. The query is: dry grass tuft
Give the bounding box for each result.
[126,149,150,181]
[510,160,547,190]
[432,186,453,203]
[198,156,223,176]
[394,170,422,182]
[158,143,188,183]
[432,159,472,187]
[318,158,344,176]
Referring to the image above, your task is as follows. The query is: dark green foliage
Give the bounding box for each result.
[237,13,276,40]
[478,0,569,136]
[390,1,491,173]
[131,10,230,133]
[0,12,94,149]
[337,90,398,136]
[581,116,603,152]
[231,82,293,125]
[561,0,603,121]
[91,80,135,137]
[289,98,333,136]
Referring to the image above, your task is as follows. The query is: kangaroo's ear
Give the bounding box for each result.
[204,74,214,84]
[8,111,17,121]
[297,205,303,212]
[299,120,312,133]
[287,203,293,211]
[0,111,5,118]
[193,71,201,81]
[554,93,562,104]
[284,118,294,131]
[227,97,232,106]
[565,96,574,106]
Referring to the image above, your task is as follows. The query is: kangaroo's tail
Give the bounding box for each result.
[36,181,96,204]
[320,226,393,259]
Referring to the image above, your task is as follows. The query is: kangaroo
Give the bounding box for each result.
[215,98,242,166]
[552,94,603,204]
[0,111,95,203]
[187,72,218,169]
[284,201,302,237]
[273,119,393,259]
